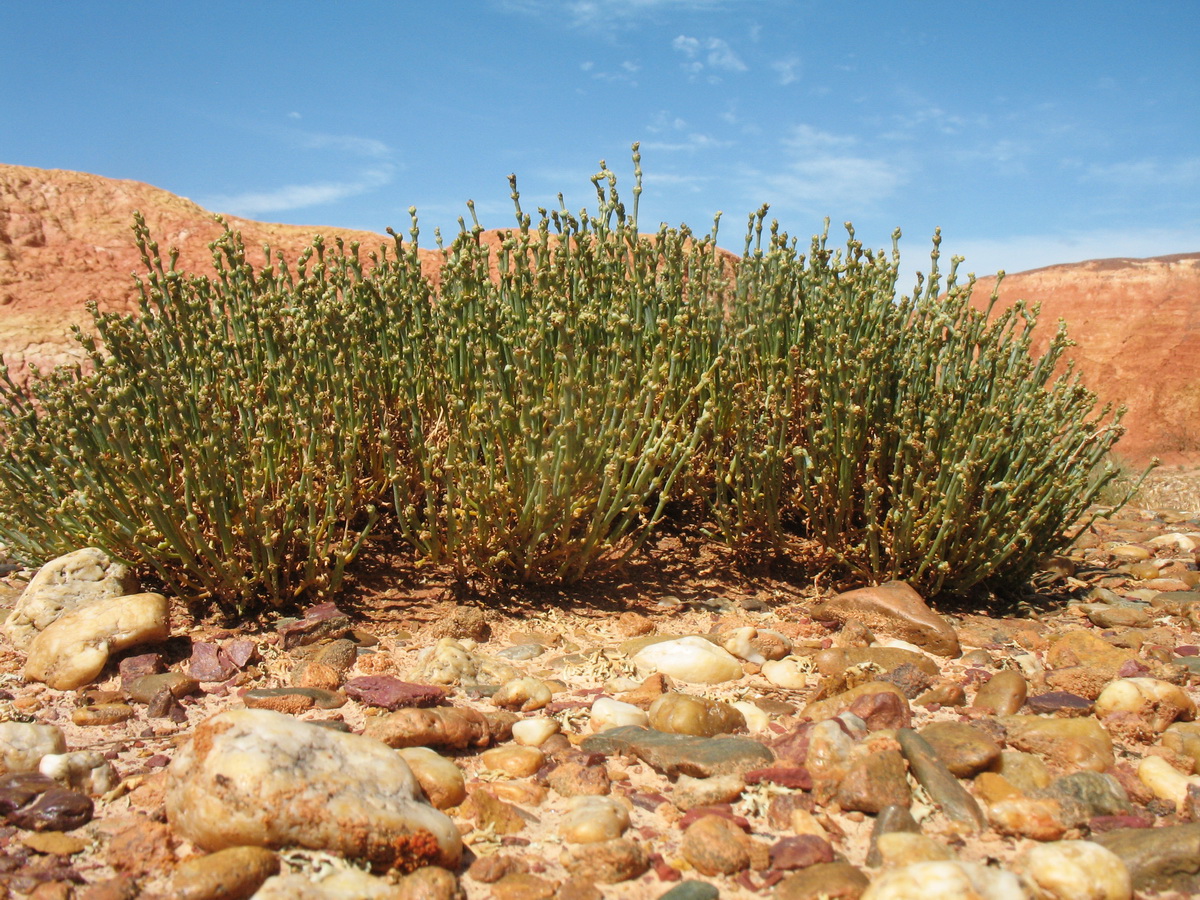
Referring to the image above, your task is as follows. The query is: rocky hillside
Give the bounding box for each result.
[2,162,1196,464]
[971,254,1200,465]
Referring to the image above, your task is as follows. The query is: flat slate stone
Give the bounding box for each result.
[343,677,447,710]
[580,726,772,778]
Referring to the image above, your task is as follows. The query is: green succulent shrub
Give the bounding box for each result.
[0,148,1136,615]
[386,154,725,582]
[700,213,1131,596]
[0,215,412,614]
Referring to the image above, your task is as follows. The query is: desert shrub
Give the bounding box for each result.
[701,216,1131,596]
[386,153,725,582]
[0,214,423,614]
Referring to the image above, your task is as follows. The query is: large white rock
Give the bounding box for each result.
[630,636,743,684]
[1014,840,1131,900]
[252,870,405,899]
[0,722,66,774]
[4,547,138,649]
[166,709,461,870]
[24,592,170,690]
[861,860,1027,900]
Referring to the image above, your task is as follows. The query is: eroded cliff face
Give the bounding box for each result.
[971,254,1200,465]
[2,163,1196,462]
[0,163,396,381]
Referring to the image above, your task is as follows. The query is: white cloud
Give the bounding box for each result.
[939,227,1200,279]
[771,56,801,86]
[760,156,905,211]
[199,127,398,216]
[287,111,302,120]
[704,38,746,72]
[642,133,732,152]
[671,34,746,78]
[204,167,395,216]
[782,124,856,152]
[672,35,700,56]
[1084,157,1200,187]
[293,132,391,159]
[500,0,730,31]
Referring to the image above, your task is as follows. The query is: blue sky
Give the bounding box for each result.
[2,1,1197,280]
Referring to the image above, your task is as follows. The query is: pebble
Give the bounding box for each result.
[1094,677,1196,732]
[1000,715,1115,772]
[481,745,544,778]
[559,837,649,883]
[657,882,720,900]
[38,751,117,795]
[721,626,791,663]
[672,772,746,810]
[865,804,921,866]
[364,706,510,750]
[493,676,553,711]
[511,716,560,746]
[188,641,238,682]
[648,692,745,737]
[810,581,961,657]
[681,814,752,876]
[3,547,137,649]
[342,676,447,710]
[558,796,629,843]
[771,833,835,870]
[918,721,1002,777]
[774,862,870,899]
[276,602,351,649]
[1014,840,1132,900]
[242,686,345,712]
[836,749,911,814]
[971,668,1027,715]
[165,709,461,869]
[125,671,199,703]
[630,636,744,684]
[167,846,280,900]
[24,592,170,690]
[580,725,773,778]
[547,758,612,796]
[1137,755,1200,806]
[395,747,466,810]
[762,657,813,688]
[0,722,66,774]
[859,861,1026,900]
[1093,822,1200,893]
[985,795,1070,841]
[0,772,93,831]
[873,833,955,867]
[590,696,650,731]
[412,637,517,687]
[896,729,985,832]
[71,702,134,727]
[1026,691,1095,717]
[802,682,910,724]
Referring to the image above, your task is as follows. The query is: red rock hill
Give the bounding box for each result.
[2,163,1196,463]
[971,255,1200,465]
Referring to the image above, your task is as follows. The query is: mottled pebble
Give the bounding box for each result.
[343,676,447,710]
[681,813,752,876]
[971,668,1027,715]
[167,846,280,900]
[558,796,629,843]
[1014,839,1131,900]
[896,729,985,832]
[648,692,745,737]
[918,721,1001,777]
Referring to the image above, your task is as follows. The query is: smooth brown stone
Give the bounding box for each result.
[168,846,280,900]
[971,669,1027,715]
[811,582,960,657]
[918,721,1002,777]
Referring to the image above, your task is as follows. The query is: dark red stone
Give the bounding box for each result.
[1026,691,1094,715]
[1089,814,1155,832]
[187,642,237,682]
[343,676,447,710]
[846,690,911,730]
[770,835,835,870]
[278,602,351,649]
[117,653,163,691]
[746,766,813,790]
[224,638,258,668]
[767,722,815,765]
[1117,659,1151,677]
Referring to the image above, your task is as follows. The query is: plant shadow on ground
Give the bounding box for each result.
[332,516,839,633]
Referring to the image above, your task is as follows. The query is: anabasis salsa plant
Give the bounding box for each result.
[0,145,1134,616]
